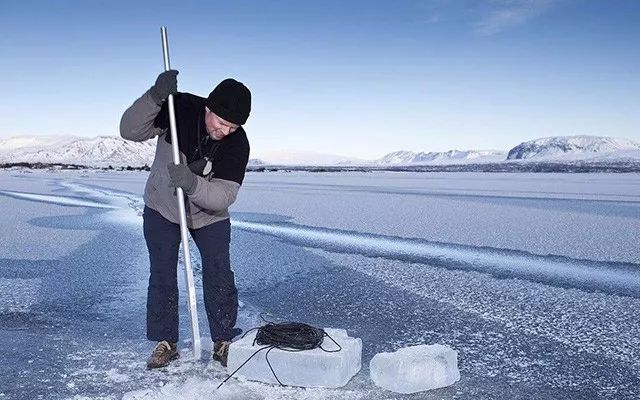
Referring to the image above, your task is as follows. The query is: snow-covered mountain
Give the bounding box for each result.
[507,135,640,161]
[2,134,639,169]
[0,135,156,168]
[375,150,506,165]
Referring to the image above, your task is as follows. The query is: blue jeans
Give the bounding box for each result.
[143,205,239,343]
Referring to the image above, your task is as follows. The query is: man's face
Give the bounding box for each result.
[205,107,240,140]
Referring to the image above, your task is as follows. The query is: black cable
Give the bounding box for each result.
[217,316,342,389]
[255,322,325,350]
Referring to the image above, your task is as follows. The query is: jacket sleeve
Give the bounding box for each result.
[119,89,168,142]
[187,177,241,211]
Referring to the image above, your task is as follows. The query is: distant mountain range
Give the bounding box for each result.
[0,135,156,168]
[375,149,506,165]
[507,135,640,161]
[0,135,639,168]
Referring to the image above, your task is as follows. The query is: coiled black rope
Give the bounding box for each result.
[255,322,327,350]
[217,315,342,389]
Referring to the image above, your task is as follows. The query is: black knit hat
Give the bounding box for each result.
[206,78,251,125]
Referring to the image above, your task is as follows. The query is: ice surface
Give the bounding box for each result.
[0,278,41,312]
[369,344,460,394]
[226,328,362,388]
[2,170,640,399]
[234,171,640,263]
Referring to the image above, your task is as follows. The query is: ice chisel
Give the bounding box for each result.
[160,26,201,359]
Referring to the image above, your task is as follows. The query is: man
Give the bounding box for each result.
[119,70,251,369]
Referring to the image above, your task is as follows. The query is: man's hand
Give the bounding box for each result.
[167,163,198,195]
[150,70,179,105]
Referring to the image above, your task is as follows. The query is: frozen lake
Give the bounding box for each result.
[1,169,639,399]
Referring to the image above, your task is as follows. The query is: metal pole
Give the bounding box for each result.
[160,26,201,359]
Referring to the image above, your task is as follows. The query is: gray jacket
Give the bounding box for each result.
[120,89,245,229]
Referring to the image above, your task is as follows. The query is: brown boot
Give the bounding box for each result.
[213,341,231,367]
[146,341,179,369]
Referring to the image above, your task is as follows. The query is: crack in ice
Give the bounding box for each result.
[0,189,117,209]
[231,220,640,298]
[11,180,638,298]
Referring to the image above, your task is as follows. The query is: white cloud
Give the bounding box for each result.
[414,0,562,35]
[474,0,559,35]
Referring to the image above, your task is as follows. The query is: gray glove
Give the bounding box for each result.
[150,70,179,105]
[167,163,198,195]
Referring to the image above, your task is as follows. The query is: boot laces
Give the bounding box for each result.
[215,341,230,356]
[152,340,172,357]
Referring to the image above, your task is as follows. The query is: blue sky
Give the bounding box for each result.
[1,0,639,159]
